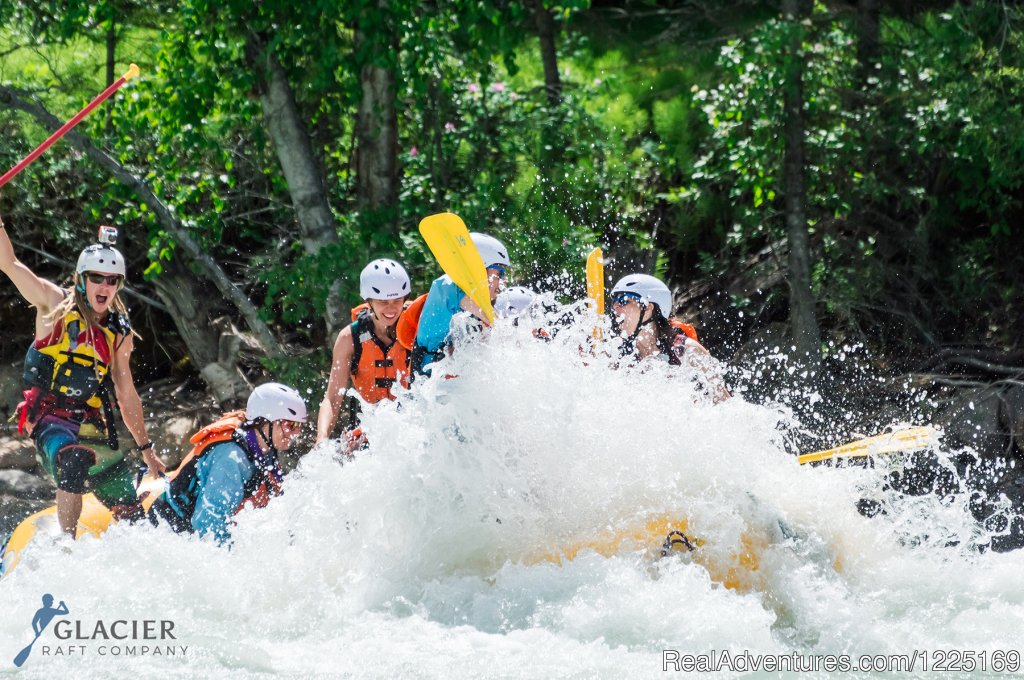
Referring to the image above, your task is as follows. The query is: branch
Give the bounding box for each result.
[942,356,1024,378]
[923,346,1024,371]
[0,85,285,358]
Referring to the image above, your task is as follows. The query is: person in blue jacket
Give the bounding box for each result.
[148,382,307,544]
[411,232,510,376]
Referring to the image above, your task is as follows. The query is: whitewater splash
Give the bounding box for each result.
[2,307,1022,678]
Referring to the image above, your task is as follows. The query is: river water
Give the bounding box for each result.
[2,311,1022,678]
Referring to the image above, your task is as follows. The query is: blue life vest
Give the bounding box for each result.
[412,275,465,374]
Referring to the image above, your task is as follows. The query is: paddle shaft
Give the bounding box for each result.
[797,426,935,464]
[13,630,41,667]
[0,65,140,189]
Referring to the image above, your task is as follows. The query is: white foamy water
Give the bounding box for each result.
[2,310,1022,678]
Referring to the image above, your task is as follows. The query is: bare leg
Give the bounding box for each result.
[56,490,83,538]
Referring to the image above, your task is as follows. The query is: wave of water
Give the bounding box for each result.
[2,310,1022,678]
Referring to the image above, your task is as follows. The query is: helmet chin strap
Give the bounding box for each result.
[617,302,654,357]
[243,423,282,484]
[76,279,95,311]
[251,420,278,457]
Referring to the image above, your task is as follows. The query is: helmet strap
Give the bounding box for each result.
[75,278,94,311]
[244,425,282,482]
[246,420,278,457]
[614,302,648,358]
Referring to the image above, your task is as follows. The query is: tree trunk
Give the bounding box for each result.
[0,86,286,359]
[354,21,399,224]
[246,36,337,254]
[199,333,252,409]
[856,0,881,88]
[530,0,562,107]
[356,62,399,212]
[781,0,821,364]
[149,257,221,369]
[150,259,250,406]
[246,35,346,333]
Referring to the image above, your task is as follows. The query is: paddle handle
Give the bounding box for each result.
[0,64,140,189]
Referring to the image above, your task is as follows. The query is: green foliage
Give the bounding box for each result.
[677,1,1023,348]
[2,0,1022,375]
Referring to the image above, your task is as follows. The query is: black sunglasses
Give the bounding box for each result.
[85,273,124,286]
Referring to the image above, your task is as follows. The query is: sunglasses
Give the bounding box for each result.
[85,273,124,286]
[278,420,303,433]
[611,291,642,307]
[488,265,506,280]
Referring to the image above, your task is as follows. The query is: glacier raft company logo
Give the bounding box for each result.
[12,595,187,667]
[13,594,69,667]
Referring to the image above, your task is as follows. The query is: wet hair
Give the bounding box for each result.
[651,306,677,356]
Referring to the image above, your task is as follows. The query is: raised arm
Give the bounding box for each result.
[0,215,66,319]
[316,326,355,443]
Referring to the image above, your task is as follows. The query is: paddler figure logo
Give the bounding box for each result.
[13,594,69,667]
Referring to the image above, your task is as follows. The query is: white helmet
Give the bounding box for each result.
[495,286,537,319]
[246,382,308,423]
[76,244,126,278]
[360,259,410,300]
[611,274,673,317]
[470,232,510,268]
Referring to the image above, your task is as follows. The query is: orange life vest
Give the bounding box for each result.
[173,414,281,514]
[670,319,699,343]
[348,308,411,403]
[397,293,428,350]
[662,319,701,366]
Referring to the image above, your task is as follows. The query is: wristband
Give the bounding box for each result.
[137,441,154,452]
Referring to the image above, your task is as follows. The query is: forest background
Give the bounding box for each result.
[0,0,1021,457]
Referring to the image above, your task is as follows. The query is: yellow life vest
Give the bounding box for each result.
[22,309,128,409]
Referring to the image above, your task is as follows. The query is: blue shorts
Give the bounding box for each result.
[32,416,141,518]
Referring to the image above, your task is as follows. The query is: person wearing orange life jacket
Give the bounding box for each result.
[147,382,307,545]
[316,259,414,446]
[0,215,165,538]
[609,273,731,404]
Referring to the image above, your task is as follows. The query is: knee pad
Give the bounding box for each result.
[56,445,96,494]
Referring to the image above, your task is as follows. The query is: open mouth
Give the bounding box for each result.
[96,294,109,305]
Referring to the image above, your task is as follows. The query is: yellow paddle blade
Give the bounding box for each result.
[586,247,604,341]
[798,426,937,465]
[418,212,495,323]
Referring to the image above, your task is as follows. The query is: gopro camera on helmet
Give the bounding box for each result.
[97,225,118,246]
